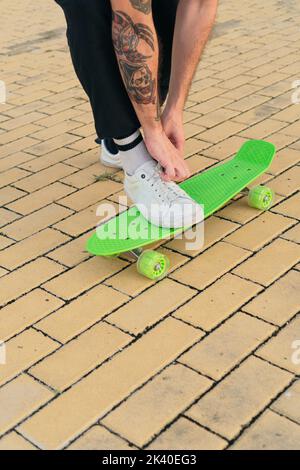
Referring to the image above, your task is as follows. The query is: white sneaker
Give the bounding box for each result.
[124,160,203,228]
[100,139,122,169]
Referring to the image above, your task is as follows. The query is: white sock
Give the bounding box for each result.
[113,130,153,175]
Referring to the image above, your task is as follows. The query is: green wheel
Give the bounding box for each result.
[248,185,274,211]
[137,250,170,280]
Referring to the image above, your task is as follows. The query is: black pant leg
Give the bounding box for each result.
[55,0,140,139]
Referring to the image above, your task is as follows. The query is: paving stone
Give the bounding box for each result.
[0,235,14,250]
[147,417,227,450]
[2,203,73,241]
[179,312,275,379]
[268,148,300,175]
[6,182,75,215]
[186,356,292,439]
[0,257,64,307]
[170,242,250,290]
[0,208,20,227]
[58,180,122,212]
[243,270,300,325]
[13,163,77,192]
[268,166,300,197]
[30,322,132,391]
[272,192,300,220]
[234,239,300,286]
[0,289,64,341]
[0,432,37,450]
[107,279,195,335]
[0,374,54,435]
[174,273,262,330]
[281,224,300,243]
[46,230,93,267]
[271,380,300,424]
[102,364,212,448]
[196,121,246,144]
[0,329,59,387]
[43,256,128,300]
[18,318,202,449]
[67,426,134,450]
[217,196,264,224]
[0,228,69,270]
[0,186,26,206]
[224,212,295,251]
[231,410,300,450]
[36,284,128,343]
[257,315,300,374]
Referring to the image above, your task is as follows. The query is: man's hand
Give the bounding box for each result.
[144,129,190,182]
[161,107,185,158]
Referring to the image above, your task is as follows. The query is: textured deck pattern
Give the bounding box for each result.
[87,140,275,255]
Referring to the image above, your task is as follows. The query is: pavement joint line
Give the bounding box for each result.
[175,360,215,383]
[127,370,218,449]
[176,304,299,386]
[103,285,200,338]
[239,310,281,329]
[223,376,296,449]
[254,348,300,377]
[30,325,64,346]
[1,0,300,449]
[101,318,136,338]
[0,201,76,232]
[14,428,40,450]
[279,236,300,246]
[11,333,204,449]
[25,370,61,395]
[171,282,268,336]
[182,415,229,444]
[270,402,300,428]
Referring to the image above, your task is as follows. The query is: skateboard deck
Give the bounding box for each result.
[87,139,276,257]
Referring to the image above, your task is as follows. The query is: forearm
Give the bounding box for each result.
[166,0,218,113]
[110,0,162,137]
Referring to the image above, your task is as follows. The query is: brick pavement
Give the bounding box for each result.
[0,0,299,450]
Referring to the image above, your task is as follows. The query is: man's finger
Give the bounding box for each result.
[163,162,176,181]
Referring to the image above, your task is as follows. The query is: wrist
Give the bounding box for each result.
[163,102,184,121]
[142,121,164,140]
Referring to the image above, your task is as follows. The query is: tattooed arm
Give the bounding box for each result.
[162,0,218,154]
[110,1,161,133]
[110,0,190,181]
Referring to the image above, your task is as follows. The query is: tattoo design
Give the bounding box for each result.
[129,0,151,15]
[112,10,156,105]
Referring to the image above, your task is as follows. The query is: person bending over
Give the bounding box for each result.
[55,0,218,227]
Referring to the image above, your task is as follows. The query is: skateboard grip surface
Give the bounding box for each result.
[87,140,276,256]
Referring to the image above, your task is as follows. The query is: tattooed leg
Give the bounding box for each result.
[129,0,152,15]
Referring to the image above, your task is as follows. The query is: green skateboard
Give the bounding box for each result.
[87,139,276,280]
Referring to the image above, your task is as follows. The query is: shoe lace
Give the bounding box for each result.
[146,164,186,205]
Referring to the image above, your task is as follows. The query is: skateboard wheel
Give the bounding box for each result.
[248,185,274,211]
[137,250,170,280]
